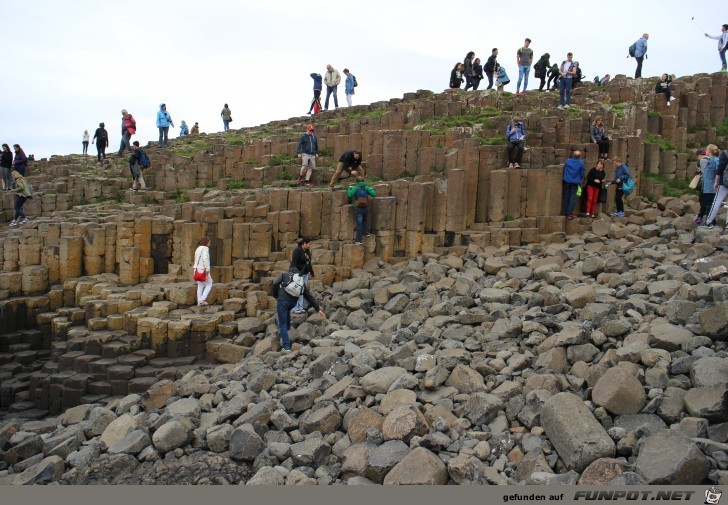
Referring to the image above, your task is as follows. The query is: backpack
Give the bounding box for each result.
[353,75,358,87]
[354,186,369,207]
[622,177,636,196]
[628,43,637,58]
[138,149,151,169]
[98,129,108,142]
[593,76,601,85]
[283,272,305,297]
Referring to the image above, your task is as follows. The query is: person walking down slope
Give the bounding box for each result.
[92,122,108,163]
[344,68,356,106]
[156,103,174,147]
[347,176,376,244]
[271,267,326,352]
[221,104,232,131]
[82,130,90,155]
[180,120,189,137]
[463,51,476,91]
[324,64,341,110]
[9,170,32,226]
[308,73,323,114]
[290,237,315,314]
[296,124,319,186]
[119,109,136,156]
[1,144,12,191]
[193,237,213,307]
[705,24,728,72]
[516,38,533,95]
[631,33,649,79]
[562,150,586,219]
[128,141,147,192]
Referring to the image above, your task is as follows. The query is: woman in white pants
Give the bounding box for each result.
[705,150,728,230]
[193,237,213,306]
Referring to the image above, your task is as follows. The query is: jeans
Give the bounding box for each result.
[96,142,106,161]
[635,56,644,78]
[517,65,530,92]
[615,186,625,213]
[223,120,230,132]
[158,126,169,147]
[472,77,481,90]
[706,185,728,225]
[562,182,578,216]
[325,85,338,109]
[559,78,573,106]
[486,72,494,89]
[1,166,11,190]
[196,274,213,304]
[720,48,727,68]
[82,141,89,154]
[14,195,27,220]
[276,299,296,350]
[354,207,369,242]
[464,74,474,91]
[538,76,546,91]
[507,141,524,164]
[118,131,131,156]
[293,274,309,312]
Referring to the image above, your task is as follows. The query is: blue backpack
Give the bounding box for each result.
[354,186,369,207]
[138,149,151,169]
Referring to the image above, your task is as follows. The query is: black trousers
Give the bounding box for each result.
[507,141,524,164]
[635,56,644,78]
[96,142,106,161]
[615,187,625,212]
[308,90,322,113]
[597,139,610,155]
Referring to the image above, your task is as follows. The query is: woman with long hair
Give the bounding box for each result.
[12,144,27,176]
[449,62,464,89]
[463,51,475,90]
[9,170,31,226]
[0,144,12,190]
[585,160,606,218]
[590,116,610,160]
[193,237,213,306]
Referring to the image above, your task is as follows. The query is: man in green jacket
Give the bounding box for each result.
[347,176,376,244]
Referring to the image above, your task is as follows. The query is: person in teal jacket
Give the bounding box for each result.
[156,103,174,147]
[347,176,376,244]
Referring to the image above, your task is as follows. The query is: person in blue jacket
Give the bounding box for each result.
[344,68,355,107]
[608,157,631,216]
[156,103,175,147]
[632,33,649,78]
[562,150,585,219]
[308,73,323,114]
[506,118,526,168]
[179,120,189,137]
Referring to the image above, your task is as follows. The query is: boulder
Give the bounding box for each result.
[151,420,191,454]
[635,431,710,484]
[383,447,448,485]
[592,366,647,415]
[360,367,408,394]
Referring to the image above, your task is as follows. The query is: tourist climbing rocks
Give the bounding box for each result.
[193,237,213,306]
[608,157,632,217]
[9,170,31,226]
[128,141,147,192]
[290,237,315,314]
[562,150,586,219]
[156,103,174,147]
[347,176,376,245]
[296,124,318,186]
[271,267,326,352]
[329,149,363,189]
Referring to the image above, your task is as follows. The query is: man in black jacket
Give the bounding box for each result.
[290,237,315,313]
[128,141,147,192]
[329,149,363,189]
[92,122,108,163]
[484,48,498,90]
[271,268,326,352]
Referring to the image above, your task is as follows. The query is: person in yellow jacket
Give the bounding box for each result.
[324,64,341,110]
[10,170,32,226]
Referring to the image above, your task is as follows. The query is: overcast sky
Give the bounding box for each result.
[2,0,725,159]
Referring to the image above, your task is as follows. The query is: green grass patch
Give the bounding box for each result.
[717,118,728,137]
[275,170,295,181]
[224,133,250,147]
[567,105,582,120]
[647,109,662,118]
[688,124,707,134]
[318,148,334,157]
[611,103,628,120]
[643,172,692,198]
[169,189,190,203]
[268,153,294,166]
[504,215,516,222]
[644,133,679,152]
[226,180,247,190]
[171,139,212,157]
[365,175,382,184]
[477,135,508,146]
[346,109,388,121]
[415,106,501,135]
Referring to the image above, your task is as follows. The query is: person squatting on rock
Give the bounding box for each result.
[308,73,323,114]
[506,118,526,168]
[329,149,363,189]
[93,122,108,163]
[290,237,315,314]
[1,144,13,191]
[632,33,649,78]
[516,38,533,95]
[128,141,147,192]
[221,104,232,131]
[585,160,606,218]
[271,267,326,352]
[705,24,728,72]
[562,150,585,219]
[655,73,677,105]
[119,109,136,156]
[296,124,318,186]
[463,51,475,91]
[324,64,341,110]
[608,157,631,217]
[495,64,510,92]
[82,130,89,155]
[484,48,498,90]
[193,237,213,307]
[156,103,174,147]
[547,63,559,91]
[343,68,355,106]
[347,176,376,244]
[696,145,720,226]
[558,53,577,109]
[9,170,31,226]
[590,116,610,160]
[704,148,728,230]
[449,62,464,89]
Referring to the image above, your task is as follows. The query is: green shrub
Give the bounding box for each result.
[643,172,692,198]
[169,189,189,203]
[717,118,728,137]
[647,109,662,118]
[504,215,515,222]
[318,148,334,157]
[268,153,294,166]
[275,170,295,181]
[226,180,247,190]
[224,134,250,147]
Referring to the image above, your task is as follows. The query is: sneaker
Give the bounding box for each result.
[706,222,715,229]
[508,163,514,168]
[296,176,303,185]
[129,187,137,192]
[666,101,671,106]
[9,219,16,227]
[514,163,520,168]
[20,218,29,224]
[139,188,147,192]
[617,211,625,216]
[282,348,291,353]
[305,182,313,187]
[544,90,550,93]
[694,216,702,224]
[610,212,620,217]
[292,309,304,314]
[557,105,564,110]
[355,241,362,245]
[521,91,527,95]
[366,234,371,237]
[198,301,209,307]
[564,104,570,109]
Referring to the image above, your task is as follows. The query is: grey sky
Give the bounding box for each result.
[2,0,724,158]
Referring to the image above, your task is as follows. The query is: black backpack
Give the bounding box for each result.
[353,75,358,87]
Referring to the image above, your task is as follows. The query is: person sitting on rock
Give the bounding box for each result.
[271,267,326,352]
[329,149,363,189]
[191,122,200,135]
[506,118,526,168]
[655,73,677,106]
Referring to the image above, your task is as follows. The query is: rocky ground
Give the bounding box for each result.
[1,195,727,485]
